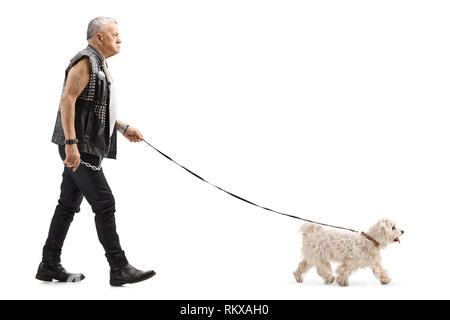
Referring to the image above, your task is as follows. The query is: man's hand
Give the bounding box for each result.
[123,126,144,142]
[63,144,81,172]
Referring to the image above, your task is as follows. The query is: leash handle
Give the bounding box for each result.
[141,138,360,234]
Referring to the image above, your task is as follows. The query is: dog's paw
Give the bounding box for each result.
[324,276,335,285]
[337,277,349,287]
[293,271,303,283]
[380,276,391,285]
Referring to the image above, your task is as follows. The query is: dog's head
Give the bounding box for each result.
[367,218,404,248]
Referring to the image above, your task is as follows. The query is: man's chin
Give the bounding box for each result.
[110,49,120,56]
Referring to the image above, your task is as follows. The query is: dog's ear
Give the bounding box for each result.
[379,218,392,232]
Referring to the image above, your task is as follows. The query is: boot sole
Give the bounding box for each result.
[35,274,53,282]
[110,270,156,287]
[36,273,85,282]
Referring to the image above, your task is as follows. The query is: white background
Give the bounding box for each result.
[0,0,449,300]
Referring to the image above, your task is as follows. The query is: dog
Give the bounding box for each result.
[293,218,404,286]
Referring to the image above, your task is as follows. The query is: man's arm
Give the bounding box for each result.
[60,57,90,172]
[116,119,144,143]
[60,57,90,140]
[116,120,124,131]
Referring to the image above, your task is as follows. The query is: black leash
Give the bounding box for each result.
[142,138,360,234]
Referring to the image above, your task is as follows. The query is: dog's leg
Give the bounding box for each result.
[336,263,352,286]
[315,260,335,284]
[371,262,391,285]
[293,259,312,283]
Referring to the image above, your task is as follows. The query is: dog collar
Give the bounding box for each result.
[361,232,380,247]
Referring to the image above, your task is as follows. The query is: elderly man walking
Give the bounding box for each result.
[36,17,155,286]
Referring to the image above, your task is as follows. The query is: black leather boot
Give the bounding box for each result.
[35,262,85,282]
[110,263,155,286]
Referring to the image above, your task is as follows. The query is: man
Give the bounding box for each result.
[36,17,156,286]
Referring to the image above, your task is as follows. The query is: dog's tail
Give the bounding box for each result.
[299,223,323,236]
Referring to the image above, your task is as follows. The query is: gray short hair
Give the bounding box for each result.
[86,16,118,40]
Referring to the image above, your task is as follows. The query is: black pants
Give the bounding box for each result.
[41,145,128,269]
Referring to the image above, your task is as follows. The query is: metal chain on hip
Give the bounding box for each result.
[77,123,128,171]
[80,159,102,171]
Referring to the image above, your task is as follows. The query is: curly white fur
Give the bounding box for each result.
[293,218,404,286]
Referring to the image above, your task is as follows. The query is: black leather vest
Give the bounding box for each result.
[51,44,117,159]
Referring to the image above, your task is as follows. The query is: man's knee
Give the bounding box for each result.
[55,199,81,216]
[92,195,116,215]
[93,201,116,227]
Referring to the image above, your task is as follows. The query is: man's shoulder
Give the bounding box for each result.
[71,56,89,67]
[70,51,94,65]
[66,49,100,75]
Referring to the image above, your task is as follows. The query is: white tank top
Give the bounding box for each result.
[109,79,117,138]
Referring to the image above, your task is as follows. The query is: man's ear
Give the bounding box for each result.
[96,33,103,44]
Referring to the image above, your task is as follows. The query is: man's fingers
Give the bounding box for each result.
[70,161,79,171]
[126,134,142,142]
[67,158,74,167]
[73,159,80,172]
[63,157,80,169]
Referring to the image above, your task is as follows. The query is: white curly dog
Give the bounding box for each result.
[293,218,404,286]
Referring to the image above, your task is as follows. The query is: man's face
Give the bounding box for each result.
[98,21,121,57]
